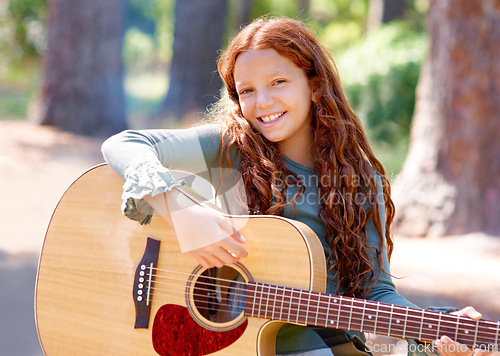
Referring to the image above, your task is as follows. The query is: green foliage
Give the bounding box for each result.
[0,61,39,120]
[122,0,174,123]
[124,71,167,127]
[335,21,428,174]
[250,0,303,19]
[123,28,156,72]
[308,0,369,50]
[126,0,174,64]
[0,0,47,66]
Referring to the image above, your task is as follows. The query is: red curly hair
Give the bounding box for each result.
[213,17,395,298]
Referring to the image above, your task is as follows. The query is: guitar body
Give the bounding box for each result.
[35,164,327,355]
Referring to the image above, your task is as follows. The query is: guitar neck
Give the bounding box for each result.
[244,282,500,349]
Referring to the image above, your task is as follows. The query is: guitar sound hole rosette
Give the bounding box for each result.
[185,263,252,332]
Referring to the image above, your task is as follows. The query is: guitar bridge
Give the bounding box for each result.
[133,237,161,328]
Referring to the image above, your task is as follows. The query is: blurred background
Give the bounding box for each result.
[0,0,498,355]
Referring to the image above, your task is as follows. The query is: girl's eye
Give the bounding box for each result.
[273,79,286,86]
[239,88,253,95]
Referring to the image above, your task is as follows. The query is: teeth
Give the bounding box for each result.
[260,112,283,123]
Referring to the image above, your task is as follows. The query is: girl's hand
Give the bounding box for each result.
[434,306,500,356]
[188,234,248,269]
[144,189,249,268]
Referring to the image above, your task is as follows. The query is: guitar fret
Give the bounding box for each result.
[251,282,258,317]
[306,293,311,324]
[284,288,292,323]
[377,304,392,337]
[402,307,409,338]
[257,283,264,318]
[421,310,437,341]
[321,294,332,327]
[327,295,337,327]
[278,286,286,322]
[374,302,380,335]
[347,299,353,331]
[460,318,479,346]
[404,308,425,340]
[265,284,272,319]
[349,299,365,332]
[473,320,479,348]
[259,284,265,318]
[364,304,377,333]
[295,289,301,324]
[336,296,342,329]
[437,312,442,341]
[496,322,499,350]
[313,293,320,326]
[390,307,405,339]
[359,300,366,333]
[387,304,393,336]
[271,285,278,320]
[418,309,424,341]
[439,314,458,339]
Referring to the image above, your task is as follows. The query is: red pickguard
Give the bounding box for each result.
[152,304,248,356]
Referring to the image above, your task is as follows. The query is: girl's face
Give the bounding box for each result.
[234,48,317,162]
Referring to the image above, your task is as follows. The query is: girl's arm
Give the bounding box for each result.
[101,124,248,265]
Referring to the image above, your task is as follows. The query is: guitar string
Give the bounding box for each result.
[145,267,500,331]
[146,268,500,335]
[144,278,497,345]
[147,291,252,318]
[148,276,499,336]
[142,271,499,343]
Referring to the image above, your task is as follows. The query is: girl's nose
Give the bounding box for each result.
[256,90,274,109]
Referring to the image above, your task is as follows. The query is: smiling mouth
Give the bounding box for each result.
[258,112,285,124]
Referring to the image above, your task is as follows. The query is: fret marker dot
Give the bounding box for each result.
[330,320,334,325]
[428,324,432,329]
[465,330,469,334]
[368,315,372,319]
[396,320,400,324]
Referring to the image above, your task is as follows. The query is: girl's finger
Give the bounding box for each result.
[219,237,249,258]
[216,216,247,243]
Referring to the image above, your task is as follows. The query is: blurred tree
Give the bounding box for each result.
[5,0,47,60]
[125,0,156,36]
[31,0,127,136]
[158,0,227,126]
[368,0,407,30]
[236,0,252,26]
[337,21,427,175]
[298,0,310,18]
[393,0,500,237]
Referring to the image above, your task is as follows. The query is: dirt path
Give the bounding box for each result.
[0,120,104,253]
[1,120,499,355]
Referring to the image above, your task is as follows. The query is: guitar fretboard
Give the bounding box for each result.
[243,281,500,349]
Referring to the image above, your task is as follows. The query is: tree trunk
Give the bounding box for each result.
[158,0,227,126]
[32,0,126,136]
[236,0,252,27]
[368,0,407,30]
[392,0,500,237]
[298,0,310,18]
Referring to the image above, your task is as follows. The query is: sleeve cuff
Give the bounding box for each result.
[121,160,184,223]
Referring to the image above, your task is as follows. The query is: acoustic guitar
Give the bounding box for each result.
[35,164,500,355]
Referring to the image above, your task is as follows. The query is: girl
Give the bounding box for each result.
[102,16,493,356]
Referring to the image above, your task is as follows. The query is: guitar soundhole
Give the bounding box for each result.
[152,265,251,355]
[188,264,249,331]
